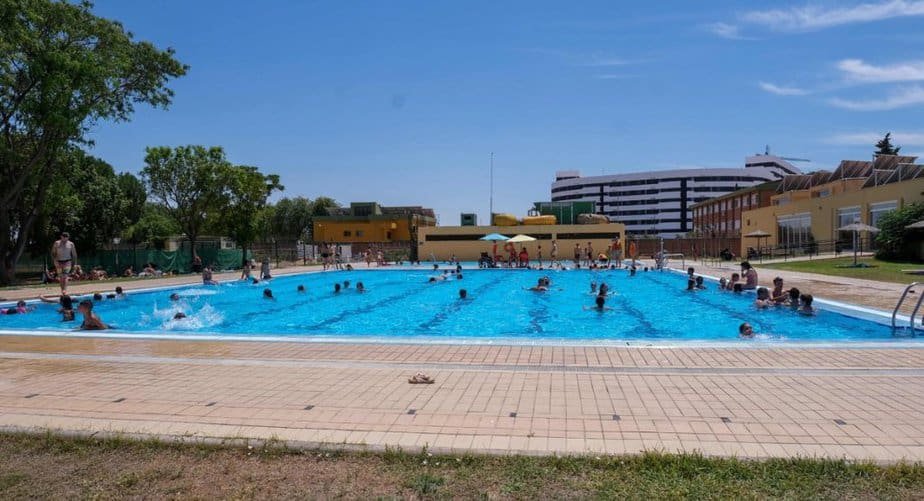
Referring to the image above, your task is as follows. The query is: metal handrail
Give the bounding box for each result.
[909,291,924,335]
[892,282,918,330]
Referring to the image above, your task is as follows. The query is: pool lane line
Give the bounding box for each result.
[417,273,508,331]
[2,351,923,377]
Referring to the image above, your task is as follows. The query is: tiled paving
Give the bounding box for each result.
[0,336,922,462]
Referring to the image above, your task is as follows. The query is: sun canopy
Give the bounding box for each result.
[479,233,510,241]
[507,234,537,243]
[743,230,771,238]
[836,223,880,233]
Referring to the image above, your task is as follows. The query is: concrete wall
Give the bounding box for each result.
[740,177,924,256]
[418,224,625,262]
[313,216,435,244]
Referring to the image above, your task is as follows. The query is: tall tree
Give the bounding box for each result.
[118,172,147,231]
[141,145,227,261]
[217,164,282,264]
[875,133,902,156]
[124,203,181,249]
[307,196,339,240]
[0,0,187,283]
[270,196,314,241]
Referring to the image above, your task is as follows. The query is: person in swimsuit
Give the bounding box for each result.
[51,232,77,294]
[77,300,107,330]
[740,261,758,290]
[202,265,218,285]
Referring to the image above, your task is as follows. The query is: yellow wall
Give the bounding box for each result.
[314,218,429,243]
[740,177,924,256]
[418,223,626,261]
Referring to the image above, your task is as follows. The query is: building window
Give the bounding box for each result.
[356,230,364,237]
[751,193,757,206]
[836,206,861,249]
[777,212,812,249]
[343,230,352,237]
[869,200,898,227]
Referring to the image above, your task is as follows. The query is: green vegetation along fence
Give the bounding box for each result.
[17,247,249,277]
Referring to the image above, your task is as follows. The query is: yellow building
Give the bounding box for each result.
[313,202,436,244]
[740,155,923,256]
[418,223,626,262]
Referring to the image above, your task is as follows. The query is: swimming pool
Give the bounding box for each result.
[0,268,917,345]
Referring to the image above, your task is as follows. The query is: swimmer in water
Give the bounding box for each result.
[334,283,342,293]
[297,284,306,293]
[173,312,187,320]
[590,281,598,294]
[695,276,706,290]
[583,295,612,312]
[459,288,468,299]
[356,282,366,293]
[754,287,772,308]
[799,294,816,315]
[77,300,107,330]
[59,294,75,321]
[686,279,696,291]
[169,293,180,301]
[527,278,549,292]
[2,300,33,315]
[739,322,755,338]
[263,288,275,300]
[343,280,350,289]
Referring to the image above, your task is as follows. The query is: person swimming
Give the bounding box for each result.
[297,284,306,293]
[92,292,103,301]
[343,280,351,289]
[719,277,728,290]
[788,287,801,308]
[799,294,815,315]
[770,277,787,303]
[263,288,275,300]
[754,287,772,308]
[686,279,696,291]
[334,283,342,293]
[695,276,706,290]
[59,294,75,321]
[726,273,740,290]
[583,295,612,312]
[3,300,32,315]
[459,288,468,299]
[456,273,463,280]
[590,281,598,294]
[733,283,743,293]
[169,293,180,301]
[598,282,610,296]
[173,312,187,320]
[527,278,549,292]
[629,266,637,277]
[356,282,366,293]
[739,322,755,338]
[77,300,107,330]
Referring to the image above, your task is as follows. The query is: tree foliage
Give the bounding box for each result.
[216,164,282,256]
[142,145,228,260]
[875,133,902,156]
[0,0,187,283]
[875,203,924,260]
[123,203,180,249]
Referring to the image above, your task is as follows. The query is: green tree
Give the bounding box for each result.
[217,164,282,264]
[308,196,339,240]
[875,202,924,260]
[141,145,228,261]
[875,133,902,156]
[118,172,148,231]
[124,203,181,249]
[0,0,186,283]
[270,196,314,241]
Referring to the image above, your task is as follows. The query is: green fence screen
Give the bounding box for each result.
[18,248,249,276]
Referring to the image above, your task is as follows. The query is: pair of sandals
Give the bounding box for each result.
[408,372,435,384]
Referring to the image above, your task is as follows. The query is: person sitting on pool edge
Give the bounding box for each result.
[740,261,758,290]
[738,322,755,338]
[77,300,107,330]
[799,294,815,315]
[202,265,219,286]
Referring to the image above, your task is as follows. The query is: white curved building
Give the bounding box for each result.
[550,154,802,238]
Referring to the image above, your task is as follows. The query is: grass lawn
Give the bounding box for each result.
[1,432,922,499]
[761,256,924,284]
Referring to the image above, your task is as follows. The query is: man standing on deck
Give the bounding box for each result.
[51,232,78,294]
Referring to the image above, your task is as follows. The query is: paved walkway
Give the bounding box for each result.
[1,336,922,462]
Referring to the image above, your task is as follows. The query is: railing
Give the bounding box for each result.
[892,282,919,333]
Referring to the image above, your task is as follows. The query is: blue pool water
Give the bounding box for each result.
[0,268,911,344]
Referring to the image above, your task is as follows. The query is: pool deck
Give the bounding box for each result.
[0,262,922,463]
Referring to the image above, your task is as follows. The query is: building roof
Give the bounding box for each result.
[689,181,780,209]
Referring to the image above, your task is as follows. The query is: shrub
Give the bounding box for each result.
[875,203,924,260]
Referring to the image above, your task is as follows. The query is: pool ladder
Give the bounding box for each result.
[891,282,923,335]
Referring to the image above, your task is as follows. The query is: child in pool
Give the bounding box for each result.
[77,300,107,330]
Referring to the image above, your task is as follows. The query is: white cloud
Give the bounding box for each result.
[704,22,751,39]
[758,81,810,96]
[837,58,924,83]
[828,85,924,110]
[827,131,924,146]
[741,0,924,32]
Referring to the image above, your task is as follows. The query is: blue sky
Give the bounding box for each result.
[87,0,924,224]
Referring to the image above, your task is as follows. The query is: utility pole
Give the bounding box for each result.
[489,152,494,225]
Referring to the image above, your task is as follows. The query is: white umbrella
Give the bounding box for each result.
[836,222,880,266]
[507,234,537,243]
